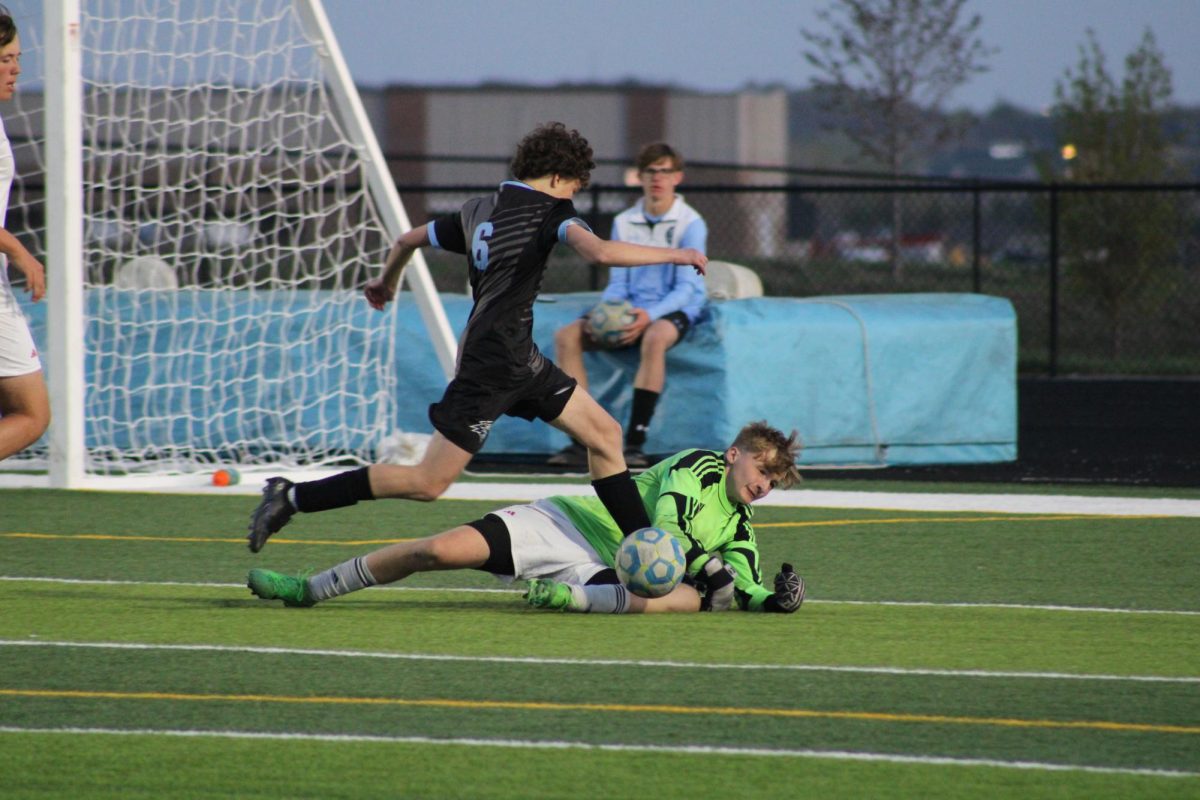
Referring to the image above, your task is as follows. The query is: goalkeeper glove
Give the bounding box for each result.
[697,555,737,612]
[763,562,805,613]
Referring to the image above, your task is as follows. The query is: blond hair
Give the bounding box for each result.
[732,421,801,488]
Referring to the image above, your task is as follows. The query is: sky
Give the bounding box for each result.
[319,0,1200,112]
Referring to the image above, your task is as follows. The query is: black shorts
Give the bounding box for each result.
[429,361,577,453]
[657,310,692,340]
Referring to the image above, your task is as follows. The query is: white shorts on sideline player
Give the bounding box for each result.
[493,498,609,585]
[0,311,41,377]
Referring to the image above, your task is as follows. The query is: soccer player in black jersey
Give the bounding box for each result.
[247,122,707,552]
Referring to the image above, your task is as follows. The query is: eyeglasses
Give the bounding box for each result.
[640,167,679,176]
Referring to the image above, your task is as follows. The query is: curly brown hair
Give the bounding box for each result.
[510,122,595,188]
[732,420,802,488]
[0,5,16,49]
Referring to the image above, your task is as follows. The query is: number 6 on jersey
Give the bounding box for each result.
[471,222,494,271]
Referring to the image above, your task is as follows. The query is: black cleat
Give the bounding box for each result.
[547,441,588,468]
[623,445,649,469]
[247,477,296,553]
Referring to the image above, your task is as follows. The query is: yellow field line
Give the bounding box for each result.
[0,533,410,546]
[5,512,1162,544]
[2,688,1195,736]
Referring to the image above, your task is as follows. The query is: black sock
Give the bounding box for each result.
[294,467,374,513]
[592,470,651,535]
[626,388,660,447]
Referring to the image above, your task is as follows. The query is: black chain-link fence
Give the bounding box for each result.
[7,146,1197,377]
[404,179,1200,377]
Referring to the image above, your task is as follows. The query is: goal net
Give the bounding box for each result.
[7,1,454,485]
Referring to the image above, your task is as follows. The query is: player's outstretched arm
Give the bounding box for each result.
[565,225,707,275]
[365,224,431,310]
[717,545,803,613]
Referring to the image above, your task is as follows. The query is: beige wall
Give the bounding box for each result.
[662,89,788,258]
[736,91,788,172]
[423,90,627,186]
[11,84,790,255]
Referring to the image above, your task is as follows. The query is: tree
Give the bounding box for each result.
[801,0,993,279]
[1053,29,1182,360]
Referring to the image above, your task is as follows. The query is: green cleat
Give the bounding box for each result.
[524,578,575,611]
[247,568,316,608]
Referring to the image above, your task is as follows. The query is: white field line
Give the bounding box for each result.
[0,726,1194,779]
[3,471,1200,516]
[3,574,1198,617]
[3,639,1197,685]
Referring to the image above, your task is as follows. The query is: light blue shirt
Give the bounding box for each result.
[602,196,708,322]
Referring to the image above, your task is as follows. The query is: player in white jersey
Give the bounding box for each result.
[0,6,49,462]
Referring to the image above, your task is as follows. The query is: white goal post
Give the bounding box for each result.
[15,0,457,487]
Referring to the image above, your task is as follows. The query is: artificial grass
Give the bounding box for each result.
[2,486,1197,796]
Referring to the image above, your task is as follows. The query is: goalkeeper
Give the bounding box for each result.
[247,420,806,615]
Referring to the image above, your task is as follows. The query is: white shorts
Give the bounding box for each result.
[0,311,42,377]
[494,499,610,585]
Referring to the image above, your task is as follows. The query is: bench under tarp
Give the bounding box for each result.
[411,292,1017,466]
[26,290,1016,466]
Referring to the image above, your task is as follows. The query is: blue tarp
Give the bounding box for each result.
[466,292,1017,464]
[26,290,1016,465]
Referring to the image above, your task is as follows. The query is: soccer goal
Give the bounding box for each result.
[8,1,456,488]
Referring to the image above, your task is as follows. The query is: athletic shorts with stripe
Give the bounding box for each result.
[428,359,577,453]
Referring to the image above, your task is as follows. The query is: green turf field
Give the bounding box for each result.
[1,486,1198,799]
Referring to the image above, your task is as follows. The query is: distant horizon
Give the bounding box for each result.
[19,77,1194,118]
[11,0,1198,114]
[312,78,1200,117]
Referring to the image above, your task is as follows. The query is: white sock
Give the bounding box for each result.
[577,584,631,614]
[307,556,377,601]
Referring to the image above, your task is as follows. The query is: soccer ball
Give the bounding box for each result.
[615,527,686,598]
[586,299,636,348]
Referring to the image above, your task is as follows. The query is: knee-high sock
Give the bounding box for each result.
[626,388,660,447]
[591,470,651,535]
[307,556,377,601]
[564,584,630,614]
[293,467,374,513]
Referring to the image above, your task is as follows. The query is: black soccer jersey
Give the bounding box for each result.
[429,180,589,385]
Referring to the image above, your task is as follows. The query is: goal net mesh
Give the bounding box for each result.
[7,0,402,474]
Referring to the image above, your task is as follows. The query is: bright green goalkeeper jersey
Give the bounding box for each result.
[548,449,775,611]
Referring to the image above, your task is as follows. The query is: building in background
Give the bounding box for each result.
[10,84,787,268]
[364,84,788,257]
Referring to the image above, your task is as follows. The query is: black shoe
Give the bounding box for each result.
[247,477,296,553]
[547,441,588,467]
[623,445,649,468]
